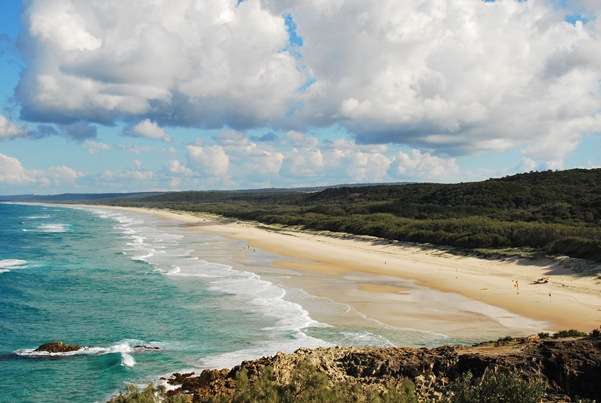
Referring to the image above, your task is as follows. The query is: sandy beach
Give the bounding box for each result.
[85,205,601,335]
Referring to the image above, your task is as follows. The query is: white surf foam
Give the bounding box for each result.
[336,331,396,347]
[82,207,330,364]
[90,210,158,264]
[14,340,162,367]
[0,259,28,274]
[121,353,136,367]
[198,333,329,370]
[167,259,323,334]
[25,223,70,233]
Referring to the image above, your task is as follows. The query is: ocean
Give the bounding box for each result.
[2,203,531,402]
[0,203,319,402]
[1,203,421,402]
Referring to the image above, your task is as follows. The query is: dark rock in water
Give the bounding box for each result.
[35,341,81,353]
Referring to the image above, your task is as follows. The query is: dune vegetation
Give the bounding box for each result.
[105,169,601,262]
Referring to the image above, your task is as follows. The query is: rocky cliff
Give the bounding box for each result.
[165,333,601,402]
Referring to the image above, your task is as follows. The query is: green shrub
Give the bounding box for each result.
[220,362,418,403]
[495,336,513,345]
[109,384,191,403]
[545,237,601,260]
[449,371,545,403]
[553,329,588,338]
[110,363,418,403]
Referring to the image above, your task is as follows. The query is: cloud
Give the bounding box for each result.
[26,121,97,141]
[187,144,230,179]
[267,0,601,165]
[214,129,249,147]
[168,160,193,176]
[280,147,324,178]
[393,149,459,180]
[60,121,97,141]
[83,140,111,154]
[285,130,319,148]
[40,165,83,185]
[0,153,83,187]
[202,129,460,185]
[118,144,155,154]
[17,0,304,129]
[0,153,32,184]
[13,0,601,177]
[101,169,154,181]
[126,119,171,142]
[569,0,599,15]
[345,151,391,182]
[251,132,278,142]
[277,136,394,182]
[214,130,285,181]
[0,116,25,140]
[519,157,539,173]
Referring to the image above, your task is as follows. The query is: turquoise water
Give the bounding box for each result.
[0,204,327,402]
[0,203,500,403]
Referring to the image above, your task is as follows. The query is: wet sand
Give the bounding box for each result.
[75,205,601,335]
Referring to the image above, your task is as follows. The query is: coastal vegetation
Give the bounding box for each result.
[111,364,417,403]
[105,168,601,262]
[109,330,601,402]
[449,371,545,403]
[110,370,543,403]
[6,169,601,261]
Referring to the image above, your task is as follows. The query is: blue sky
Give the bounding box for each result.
[0,0,600,194]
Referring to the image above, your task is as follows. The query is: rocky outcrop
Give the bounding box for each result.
[34,341,81,353]
[166,334,601,402]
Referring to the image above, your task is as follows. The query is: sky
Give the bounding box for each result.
[0,0,600,194]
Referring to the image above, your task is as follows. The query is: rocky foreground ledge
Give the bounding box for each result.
[153,332,601,402]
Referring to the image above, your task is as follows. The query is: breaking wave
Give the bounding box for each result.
[15,340,162,368]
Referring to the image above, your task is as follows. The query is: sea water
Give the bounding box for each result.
[0,204,411,402]
[0,204,317,402]
[1,203,488,402]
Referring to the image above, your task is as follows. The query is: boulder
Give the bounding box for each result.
[35,341,81,353]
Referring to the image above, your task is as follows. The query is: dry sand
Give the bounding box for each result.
[81,205,601,334]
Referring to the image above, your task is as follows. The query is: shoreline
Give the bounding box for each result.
[76,204,601,332]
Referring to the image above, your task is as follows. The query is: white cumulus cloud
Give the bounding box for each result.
[17,0,304,129]
[187,144,230,179]
[168,160,193,176]
[13,0,601,178]
[0,153,83,187]
[267,0,601,165]
[0,116,25,140]
[128,119,171,142]
[394,149,459,180]
[0,153,33,184]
